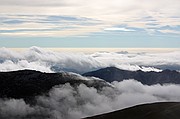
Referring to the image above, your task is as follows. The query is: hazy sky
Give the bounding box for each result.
[0,0,180,47]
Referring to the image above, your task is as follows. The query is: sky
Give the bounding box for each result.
[0,0,180,48]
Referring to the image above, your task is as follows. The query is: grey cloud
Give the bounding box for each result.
[32,80,180,118]
[1,80,180,119]
[0,99,35,118]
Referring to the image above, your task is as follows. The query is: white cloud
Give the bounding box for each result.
[104,27,135,32]
[0,47,180,73]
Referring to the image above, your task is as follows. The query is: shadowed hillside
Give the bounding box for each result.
[0,70,109,100]
[83,102,180,119]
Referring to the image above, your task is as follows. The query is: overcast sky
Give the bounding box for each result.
[0,0,180,47]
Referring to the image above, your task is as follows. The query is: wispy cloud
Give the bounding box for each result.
[158,29,180,35]
[0,15,104,37]
[0,0,180,36]
[104,27,135,32]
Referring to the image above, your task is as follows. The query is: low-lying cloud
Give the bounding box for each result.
[0,47,179,73]
[1,80,180,119]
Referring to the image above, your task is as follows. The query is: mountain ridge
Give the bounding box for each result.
[83,102,180,119]
[0,69,109,100]
[83,67,180,85]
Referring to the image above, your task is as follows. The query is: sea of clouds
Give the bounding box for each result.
[1,80,180,119]
[0,46,180,73]
[0,47,180,119]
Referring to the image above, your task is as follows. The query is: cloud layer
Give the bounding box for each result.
[1,80,180,119]
[0,0,180,36]
[0,47,180,73]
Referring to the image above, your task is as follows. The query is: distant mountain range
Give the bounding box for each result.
[83,67,180,85]
[83,102,180,119]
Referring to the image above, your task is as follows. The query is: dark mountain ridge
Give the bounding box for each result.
[83,102,180,119]
[0,70,109,100]
[83,67,180,85]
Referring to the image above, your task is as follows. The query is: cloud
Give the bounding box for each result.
[0,0,180,36]
[1,80,180,119]
[104,27,135,32]
[0,15,102,37]
[0,0,69,6]
[0,99,35,118]
[158,29,180,35]
[0,47,180,73]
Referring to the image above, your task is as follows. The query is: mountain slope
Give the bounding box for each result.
[0,70,109,100]
[83,102,180,119]
[83,67,180,85]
